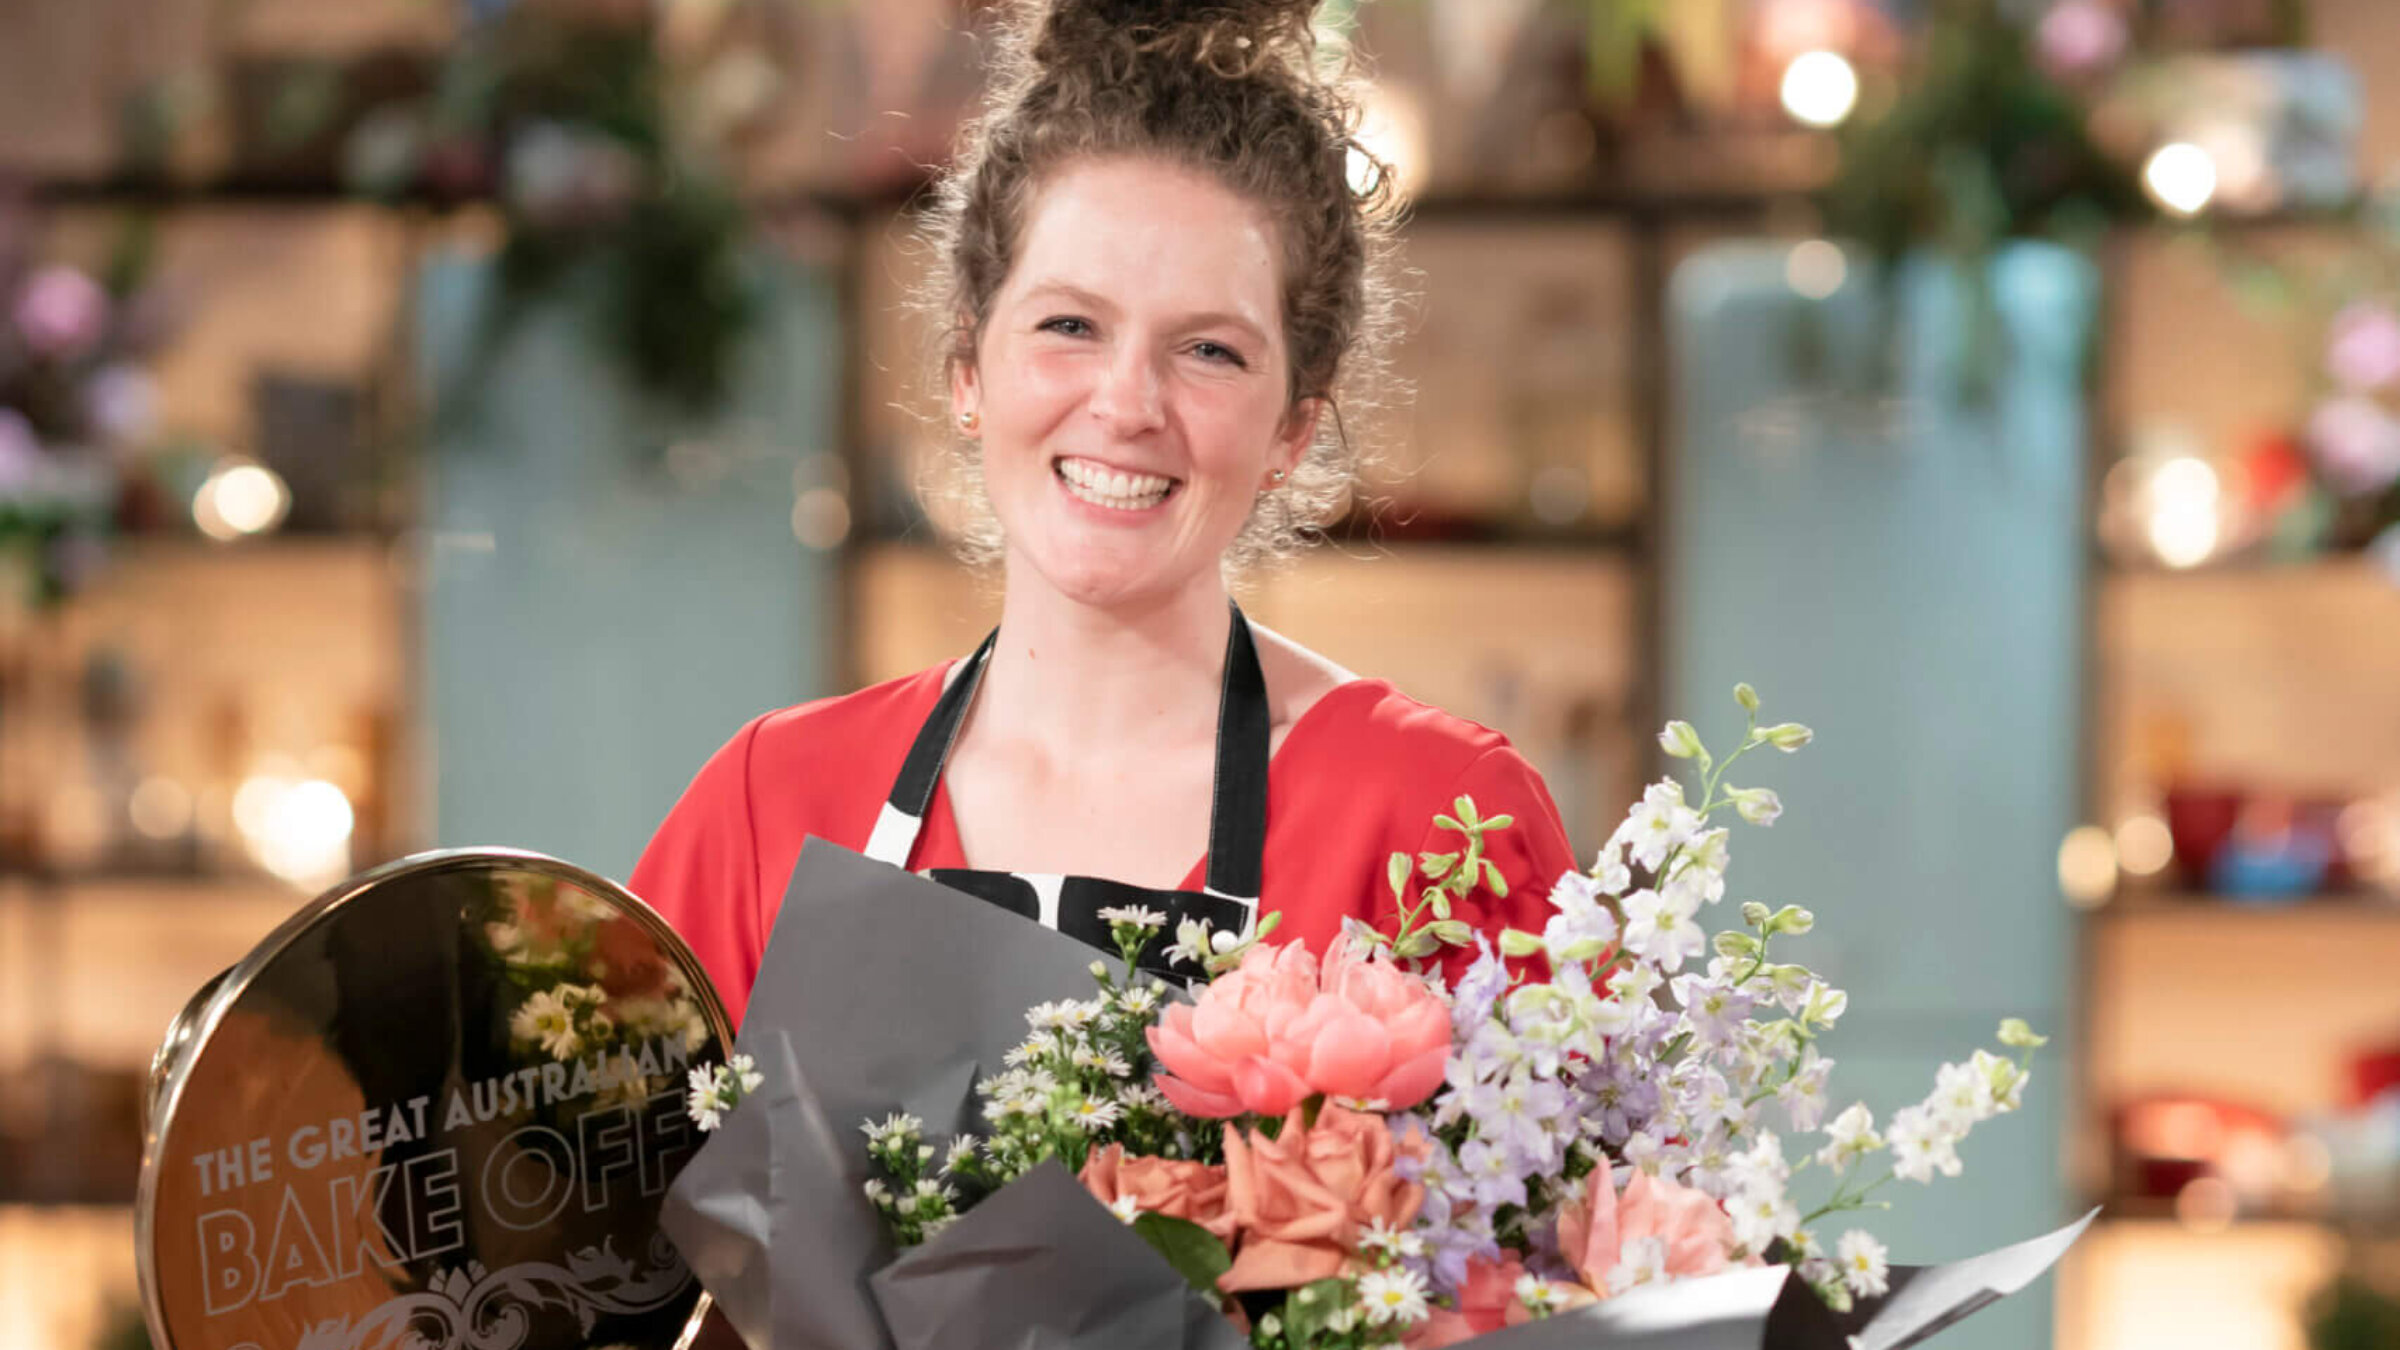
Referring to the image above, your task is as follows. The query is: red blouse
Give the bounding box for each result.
[630,665,1580,1023]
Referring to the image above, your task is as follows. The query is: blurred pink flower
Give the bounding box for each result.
[1556,1168,1747,1297]
[2035,0,2127,79]
[1147,939,1452,1119]
[1405,1255,1531,1348]
[2327,301,2400,392]
[0,411,42,494]
[2307,395,2400,497]
[14,265,108,358]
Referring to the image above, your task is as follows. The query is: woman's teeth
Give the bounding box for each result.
[1056,457,1176,510]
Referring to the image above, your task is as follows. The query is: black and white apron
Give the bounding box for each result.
[844,602,1268,977]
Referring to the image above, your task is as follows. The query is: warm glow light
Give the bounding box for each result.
[2145,455,2222,568]
[249,778,354,888]
[1348,82,1429,200]
[193,459,291,541]
[1780,50,1860,128]
[2115,815,2174,877]
[2281,1136,2333,1194]
[2144,142,2219,217]
[128,777,193,840]
[1786,240,1847,299]
[2060,825,2119,906]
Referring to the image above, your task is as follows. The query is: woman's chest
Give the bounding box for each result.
[935,745,1218,890]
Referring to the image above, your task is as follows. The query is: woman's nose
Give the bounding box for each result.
[1087,344,1165,436]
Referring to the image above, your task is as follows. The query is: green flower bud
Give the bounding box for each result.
[1769,904,1814,935]
[1735,682,1761,713]
[1741,901,1773,930]
[1659,720,1704,759]
[1762,722,1814,752]
[1498,928,1546,958]
[1431,919,1475,946]
[1714,930,1761,960]
[1731,786,1784,826]
[1997,1017,2049,1049]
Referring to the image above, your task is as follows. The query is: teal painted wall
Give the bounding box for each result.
[414,251,837,884]
[1667,242,2093,1347]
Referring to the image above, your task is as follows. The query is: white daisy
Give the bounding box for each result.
[1354,1268,1431,1326]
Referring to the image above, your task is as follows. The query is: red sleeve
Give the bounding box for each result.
[1416,745,1580,985]
[629,714,768,1027]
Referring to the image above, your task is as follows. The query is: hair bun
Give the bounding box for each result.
[1030,0,1324,71]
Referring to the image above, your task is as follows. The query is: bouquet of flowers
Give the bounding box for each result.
[665,688,2087,1350]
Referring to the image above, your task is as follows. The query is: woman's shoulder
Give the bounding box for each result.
[746,661,954,764]
[1290,676,1520,777]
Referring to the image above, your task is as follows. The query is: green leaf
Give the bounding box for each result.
[1131,1212,1233,1295]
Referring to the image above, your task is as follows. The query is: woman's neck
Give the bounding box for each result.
[974,566,1234,760]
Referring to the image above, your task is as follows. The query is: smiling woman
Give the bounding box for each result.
[629,0,1580,1020]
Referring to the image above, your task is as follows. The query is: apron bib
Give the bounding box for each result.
[812,602,1267,977]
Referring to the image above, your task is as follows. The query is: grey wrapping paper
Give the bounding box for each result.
[870,1162,1252,1350]
[659,839,2091,1350]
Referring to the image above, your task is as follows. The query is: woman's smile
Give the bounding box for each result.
[1053,455,1182,515]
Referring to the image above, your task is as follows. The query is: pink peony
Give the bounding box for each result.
[1146,938,1452,1119]
[1556,1168,1748,1297]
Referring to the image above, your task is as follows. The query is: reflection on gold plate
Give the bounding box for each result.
[137,850,732,1350]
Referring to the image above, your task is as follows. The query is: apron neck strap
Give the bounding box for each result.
[865,600,1270,903]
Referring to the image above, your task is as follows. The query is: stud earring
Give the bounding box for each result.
[1269,468,1288,484]
[958,409,979,433]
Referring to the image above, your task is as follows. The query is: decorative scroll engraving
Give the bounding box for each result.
[288,1236,690,1350]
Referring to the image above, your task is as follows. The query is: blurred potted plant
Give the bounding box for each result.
[343,0,792,420]
[0,205,172,607]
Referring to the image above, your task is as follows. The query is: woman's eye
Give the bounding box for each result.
[1037,316,1092,337]
[1191,341,1247,368]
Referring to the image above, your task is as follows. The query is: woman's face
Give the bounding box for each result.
[955,155,1319,612]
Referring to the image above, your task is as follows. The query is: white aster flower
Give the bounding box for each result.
[729,1053,763,1096]
[1359,1217,1427,1261]
[511,988,583,1060]
[1097,904,1168,930]
[1106,1194,1141,1224]
[1836,1230,1891,1299]
[1355,1268,1431,1326]
[1115,984,1162,1017]
[863,1112,924,1146]
[1514,1273,1579,1314]
[942,1136,979,1176]
[1067,1097,1124,1132]
[863,1178,891,1206]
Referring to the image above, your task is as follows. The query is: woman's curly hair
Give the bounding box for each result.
[912,0,1404,571]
